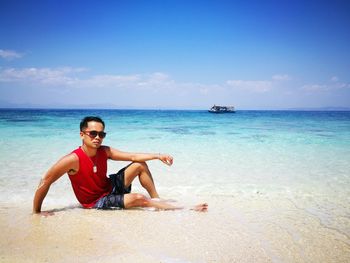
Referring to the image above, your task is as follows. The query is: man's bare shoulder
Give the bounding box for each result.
[57,152,79,175]
[101,145,112,157]
[102,145,125,159]
[100,145,110,151]
[60,152,79,163]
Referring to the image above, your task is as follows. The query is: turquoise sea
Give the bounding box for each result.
[1,109,350,199]
[0,109,350,260]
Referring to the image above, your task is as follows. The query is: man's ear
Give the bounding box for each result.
[80,131,84,140]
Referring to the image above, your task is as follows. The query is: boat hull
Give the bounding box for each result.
[208,110,235,113]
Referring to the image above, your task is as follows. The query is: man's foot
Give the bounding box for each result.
[191,203,208,212]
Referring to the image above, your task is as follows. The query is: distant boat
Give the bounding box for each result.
[208,105,235,113]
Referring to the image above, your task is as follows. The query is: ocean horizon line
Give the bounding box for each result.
[1,106,350,112]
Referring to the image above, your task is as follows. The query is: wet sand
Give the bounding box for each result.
[1,194,349,263]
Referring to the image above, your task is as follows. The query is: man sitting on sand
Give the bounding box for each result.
[33,116,207,215]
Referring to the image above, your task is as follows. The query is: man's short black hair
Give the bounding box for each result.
[80,116,105,131]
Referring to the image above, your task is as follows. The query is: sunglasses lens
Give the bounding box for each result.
[98,132,106,138]
[84,131,106,138]
[89,131,98,137]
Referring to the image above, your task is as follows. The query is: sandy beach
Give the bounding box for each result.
[1,193,349,263]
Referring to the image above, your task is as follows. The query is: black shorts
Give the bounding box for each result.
[95,165,132,209]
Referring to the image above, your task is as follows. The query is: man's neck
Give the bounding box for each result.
[81,145,97,157]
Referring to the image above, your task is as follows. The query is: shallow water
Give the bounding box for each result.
[0,109,349,262]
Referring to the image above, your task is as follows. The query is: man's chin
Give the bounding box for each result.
[92,143,101,148]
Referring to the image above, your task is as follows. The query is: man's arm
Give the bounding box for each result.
[105,146,173,166]
[33,153,78,215]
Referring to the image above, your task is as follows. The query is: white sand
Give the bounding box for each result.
[1,194,349,263]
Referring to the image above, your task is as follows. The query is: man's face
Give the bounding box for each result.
[80,121,105,148]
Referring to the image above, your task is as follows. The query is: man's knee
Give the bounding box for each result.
[131,161,148,172]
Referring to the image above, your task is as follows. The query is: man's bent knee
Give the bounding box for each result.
[130,162,148,173]
[137,161,148,170]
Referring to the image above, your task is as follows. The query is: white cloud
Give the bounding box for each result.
[83,74,142,88]
[226,79,273,93]
[0,67,87,86]
[302,78,350,92]
[331,76,339,82]
[135,72,174,88]
[0,49,23,60]
[79,72,175,91]
[301,84,328,92]
[1,68,294,96]
[1,66,349,109]
[272,74,290,81]
[226,74,291,93]
[0,67,176,92]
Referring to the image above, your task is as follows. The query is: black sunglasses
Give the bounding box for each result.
[83,130,107,139]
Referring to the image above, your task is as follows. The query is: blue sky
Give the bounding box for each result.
[1,0,349,109]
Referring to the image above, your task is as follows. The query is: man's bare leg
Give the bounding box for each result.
[124,193,208,212]
[124,162,160,198]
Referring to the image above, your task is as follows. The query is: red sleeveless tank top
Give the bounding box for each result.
[69,147,112,208]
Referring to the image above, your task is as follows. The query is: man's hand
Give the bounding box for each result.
[33,211,55,217]
[159,154,173,166]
